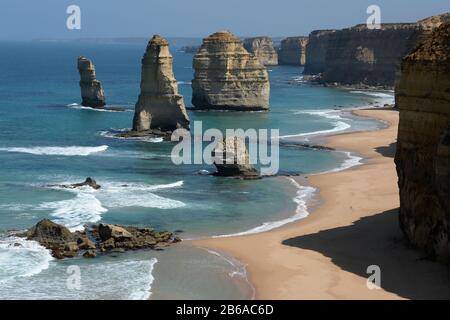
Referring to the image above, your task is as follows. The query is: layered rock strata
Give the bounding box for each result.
[310,13,450,87]
[192,31,270,111]
[20,219,181,259]
[278,37,309,66]
[132,35,190,134]
[394,21,450,262]
[243,37,278,65]
[303,30,336,75]
[321,23,421,87]
[77,56,106,108]
[212,136,260,179]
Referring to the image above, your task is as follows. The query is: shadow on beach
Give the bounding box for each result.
[282,208,450,299]
[375,142,397,158]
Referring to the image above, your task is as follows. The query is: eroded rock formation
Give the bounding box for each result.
[49,177,101,190]
[395,21,450,262]
[212,136,260,179]
[192,31,270,111]
[278,37,309,66]
[77,56,106,108]
[132,35,190,134]
[243,37,278,65]
[321,23,421,87]
[20,219,181,259]
[308,13,450,88]
[303,30,336,75]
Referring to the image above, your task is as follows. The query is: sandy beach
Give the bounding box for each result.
[194,108,450,300]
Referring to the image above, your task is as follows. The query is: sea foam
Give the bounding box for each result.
[40,180,185,231]
[0,145,108,156]
[0,256,158,300]
[280,109,351,139]
[0,237,53,283]
[212,178,315,238]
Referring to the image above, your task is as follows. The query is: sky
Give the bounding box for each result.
[0,0,449,40]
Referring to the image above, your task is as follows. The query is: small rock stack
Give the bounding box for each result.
[212,136,260,179]
[77,56,106,108]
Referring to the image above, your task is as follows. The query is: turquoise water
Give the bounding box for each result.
[0,40,392,299]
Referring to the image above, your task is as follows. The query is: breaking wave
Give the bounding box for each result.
[0,237,53,283]
[280,109,351,139]
[0,145,109,156]
[40,180,185,231]
[212,178,315,237]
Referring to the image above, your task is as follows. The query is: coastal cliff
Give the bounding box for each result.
[243,37,278,65]
[309,13,450,87]
[303,30,336,75]
[321,23,421,87]
[132,35,189,133]
[278,37,308,66]
[395,21,450,262]
[77,56,106,108]
[192,31,270,111]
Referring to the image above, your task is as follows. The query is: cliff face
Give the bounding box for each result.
[192,31,270,111]
[321,23,421,87]
[132,35,189,132]
[77,56,106,108]
[243,37,278,65]
[313,13,450,87]
[278,37,308,65]
[303,30,336,75]
[395,21,450,262]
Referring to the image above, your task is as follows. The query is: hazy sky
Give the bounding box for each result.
[0,0,449,40]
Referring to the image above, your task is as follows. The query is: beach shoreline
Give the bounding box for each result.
[192,108,450,300]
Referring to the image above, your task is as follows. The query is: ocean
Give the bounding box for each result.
[0,40,393,299]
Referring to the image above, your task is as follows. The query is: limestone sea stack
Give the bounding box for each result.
[77,56,106,108]
[243,37,278,65]
[132,35,190,133]
[395,21,450,262]
[278,37,309,66]
[212,136,260,179]
[192,31,270,111]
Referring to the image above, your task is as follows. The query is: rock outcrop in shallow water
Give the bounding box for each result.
[243,37,278,65]
[192,31,270,111]
[303,30,336,75]
[77,56,106,108]
[20,219,181,259]
[395,21,450,262]
[181,45,200,54]
[49,177,101,190]
[212,136,260,179]
[131,35,190,134]
[278,37,309,66]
